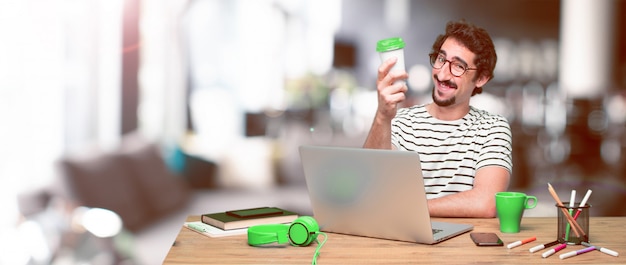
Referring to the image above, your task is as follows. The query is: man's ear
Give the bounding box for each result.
[475,73,489,88]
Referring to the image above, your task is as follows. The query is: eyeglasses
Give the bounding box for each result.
[429,53,477,77]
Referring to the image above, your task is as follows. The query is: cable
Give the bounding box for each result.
[312,232,327,265]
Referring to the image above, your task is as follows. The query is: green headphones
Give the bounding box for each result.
[247,216,320,246]
[248,216,327,264]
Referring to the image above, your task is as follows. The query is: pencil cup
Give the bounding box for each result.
[556,202,590,245]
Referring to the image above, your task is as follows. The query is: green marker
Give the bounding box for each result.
[564,190,576,241]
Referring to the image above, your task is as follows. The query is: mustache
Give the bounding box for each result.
[434,75,457,88]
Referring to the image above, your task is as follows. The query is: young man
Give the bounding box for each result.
[363,20,512,218]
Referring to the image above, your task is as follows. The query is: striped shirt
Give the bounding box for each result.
[391,104,512,199]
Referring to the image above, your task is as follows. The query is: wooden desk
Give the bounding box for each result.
[164,216,624,264]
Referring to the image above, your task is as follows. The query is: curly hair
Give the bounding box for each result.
[431,19,497,96]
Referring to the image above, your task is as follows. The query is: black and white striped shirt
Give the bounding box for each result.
[391,104,512,199]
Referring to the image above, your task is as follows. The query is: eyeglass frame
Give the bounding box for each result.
[428,52,478,77]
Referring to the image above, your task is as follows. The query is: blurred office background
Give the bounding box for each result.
[1,0,625,264]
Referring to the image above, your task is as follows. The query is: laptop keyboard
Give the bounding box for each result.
[433,228,443,234]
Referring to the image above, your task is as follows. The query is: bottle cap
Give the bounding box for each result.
[376,37,405,52]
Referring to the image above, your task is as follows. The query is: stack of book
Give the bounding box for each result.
[184,207,299,237]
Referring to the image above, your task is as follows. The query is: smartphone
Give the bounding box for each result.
[470,232,503,246]
[225,207,284,219]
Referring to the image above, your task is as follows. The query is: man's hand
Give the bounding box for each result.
[427,166,511,218]
[376,57,409,122]
[364,57,409,149]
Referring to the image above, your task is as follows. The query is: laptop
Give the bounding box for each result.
[299,145,473,244]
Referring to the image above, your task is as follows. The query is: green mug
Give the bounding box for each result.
[495,192,537,233]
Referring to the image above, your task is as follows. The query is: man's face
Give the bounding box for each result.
[431,38,487,107]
